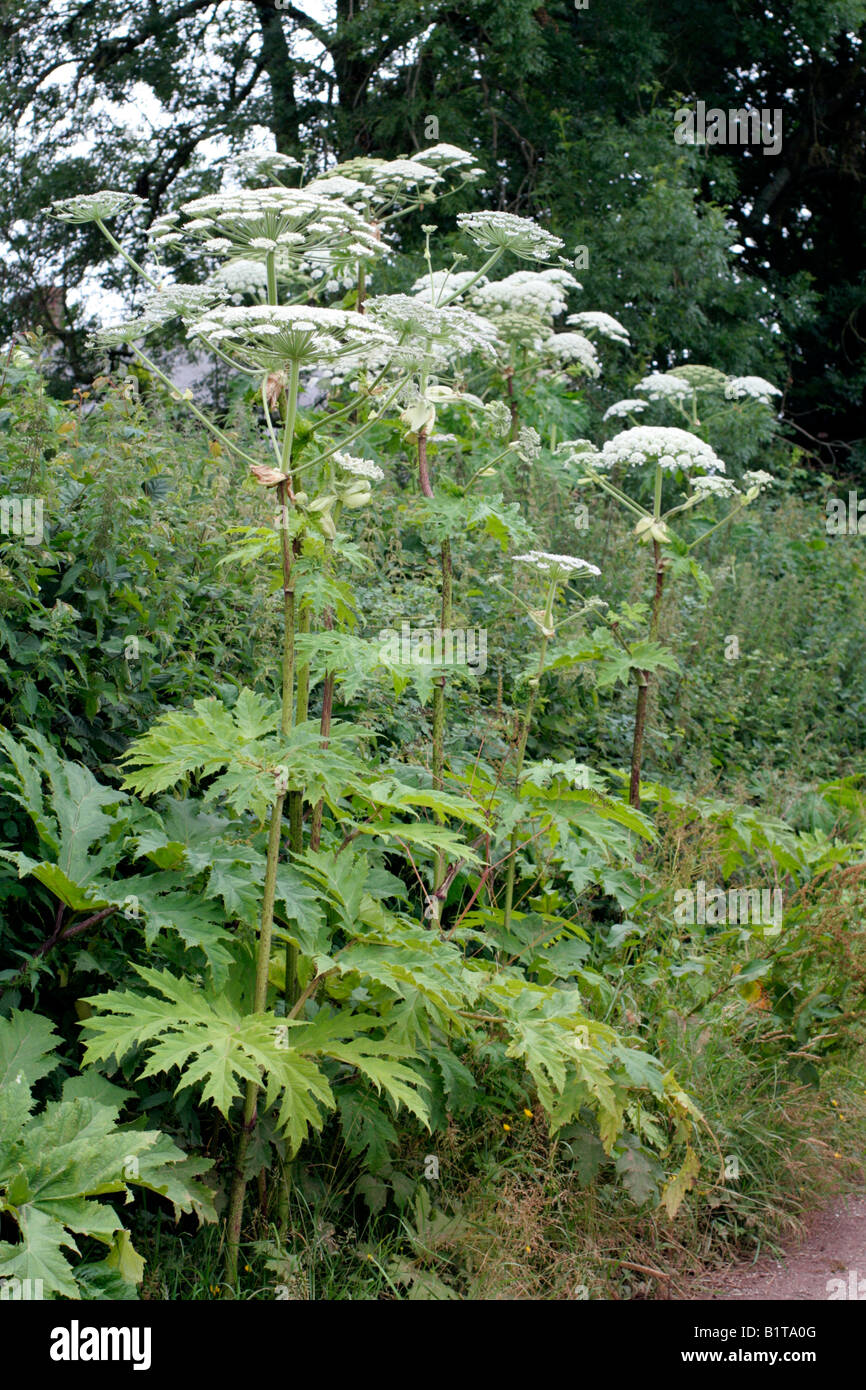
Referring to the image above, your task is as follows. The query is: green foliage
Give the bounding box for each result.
[0,1010,214,1299]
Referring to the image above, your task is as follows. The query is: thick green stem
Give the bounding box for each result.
[266,250,278,309]
[287,599,310,957]
[432,537,452,901]
[502,635,549,933]
[224,360,300,1291]
[628,539,665,810]
[224,787,287,1287]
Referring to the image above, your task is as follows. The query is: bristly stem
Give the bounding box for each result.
[628,537,665,811]
[225,351,300,1292]
[432,537,452,905]
[502,632,549,933]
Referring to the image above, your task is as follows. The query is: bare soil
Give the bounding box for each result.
[685,1195,866,1300]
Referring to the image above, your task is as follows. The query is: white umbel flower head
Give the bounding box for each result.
[742,469,775,490]
[725,376,782,403]
[366,294,501,367]
[411,143,480,171]
[691,475,740,498]
[567,312,630,345]
[311,157,442,212]
[472,268,579,322]
[513,551,601,576]
[91,284,223,345]
[593,426,726,476]
[232,151,302,185]
[457,211,563,261]
[304,174,370,204]
[334,452,385,481]
[541,331,601,377]
[635,372,693,402]
[603,399,647,421]
[178,188,382,266]
[51,191,145,223]
[185,304,394,369]
[209,259,268,300]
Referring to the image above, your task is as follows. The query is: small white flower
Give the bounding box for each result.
[91,283,223,345]
[635,372,693,401]
[334,452,385,481]
[186,303,393,368]
[179,187,383,265]
[513,551,601,575]
[692,475,740,497]
[542,331,601,376]
[51,191,145,223]
[567,312,630,345]
[742,469,775,490]
[725,376,782,403]
[367,294,501,368]
[603,399,647,421]
[473,268,578,322]
[457,211,563,261]
[209,259,268,298]
[593,426,726,476]
[412,143,479,168]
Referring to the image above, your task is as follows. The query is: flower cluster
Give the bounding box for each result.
[185,304,393,369]
[92,284,224,345]
[412,143,484,174]
[743,469,775,490]
[634,372,693,402]
[208,259,268,301]
[602,399,647,421]
[590,426,726,476]
[334,452,385,481]
[567,312,630,345]
[308,156,442,214]
[51,191,145,223]
[231,151,303,186]
[691,474,740,498]
[668,365,729,391]
[513,551,601,576]
[472,268,579,321]
[174,188,383,268]
[540,331,600,377]
[366,294,501,369]
[456,211,564,261]
[306,146,482,217]
[725,376,782,403]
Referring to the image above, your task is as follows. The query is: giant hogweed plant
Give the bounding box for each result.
[554,369,779,809]
[44,158,707,1290]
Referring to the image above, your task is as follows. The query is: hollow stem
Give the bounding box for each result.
[502,633,550,933]
[628,538,666,810]
[224,362,300,1291]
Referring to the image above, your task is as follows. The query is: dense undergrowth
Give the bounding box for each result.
[2,165,865,1301]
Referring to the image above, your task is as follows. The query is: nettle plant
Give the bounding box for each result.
[48,154,705,1288]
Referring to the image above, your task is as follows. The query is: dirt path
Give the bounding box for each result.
[687,1195,866,1300]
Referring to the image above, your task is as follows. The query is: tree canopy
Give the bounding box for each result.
[2,0,865,470]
